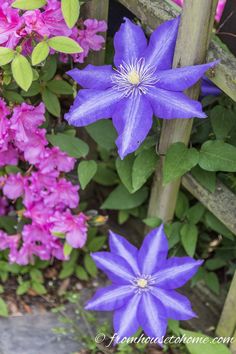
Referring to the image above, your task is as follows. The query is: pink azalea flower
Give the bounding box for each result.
[44,178,79,209]
[0,98,10,151]
[22,10,49,37]
[171,0,226,22]
[3,173,24,200]
[22,129,47,164]
[0,0,22,48]
[24,202,54,224]
[38,147,75,174]
[0,144,18,167]
[42,0,72,37]
[10,103,45,144]
[0,231,19,259]
[73,19,107,63]
[215,0,226,22]
[0,197,8,215]
[51,211,88,248]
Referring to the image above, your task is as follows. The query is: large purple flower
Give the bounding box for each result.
[65,17,218,158]
[85,225,202,342]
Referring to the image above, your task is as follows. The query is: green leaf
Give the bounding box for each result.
[165,222,181,249]
[12,0,46,9]
[48,36,83,54]
[175,191,189,220]
[0,298,8,317]
[47,133,89,158]
[180,329,231,354]
[78,160,97,190]
[31,41,50,65]
[21,81,40,97]
[116,155,134,193]
[118,210,129,224]
[85,120,117,150]
[180,223,198,257]
[204,272,220,294]
[0,216,17,234]
[186,203,205,224]
[132,148,158,192]
[210,106,235,140]
[204,211,234,240]
[164,143,199,184]
[30,269,43,283]
[101,184,148,210]
[205,258,226,270]
[94,163,118,186]
[59,265,74,279]
[199,140,236,172]
[3,90,24,103]
[16,281,31,295]
[84,254,97,277]
[0,47,15,66]
[47,80,73,95]
[40,56,57,81]
[191,166,216,193]
[63,243,73,257]
[11,54,33,91]
[143,217,162,228]
[87,236,106,252]
[42,88,61,117]
[32,282,47,295]
[61,0,80,29]
[75,265,89,281]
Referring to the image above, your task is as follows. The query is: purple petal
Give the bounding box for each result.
[113,293,141,340]
[109,231,140,274]
[152,257,203,289]
[201,76,221,97]
[147,87,206,119]
[64,88,122,126]
[151,287,196,320]
[138,293,167,340]
[67,65,114,89]
[138,225,168,275]
[144,17,180,70]
[85,284,134,311]
[112,95,153,159]
[114,17,147,67]
[91,252,135,284]
[155,61,219,91]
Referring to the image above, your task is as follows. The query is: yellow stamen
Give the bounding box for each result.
[137,278,148,288]
[127,70,140,85]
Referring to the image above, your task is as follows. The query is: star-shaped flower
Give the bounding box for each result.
[65,17,218,159]
[85,225,203,342]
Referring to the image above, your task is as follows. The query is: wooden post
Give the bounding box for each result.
[216,272,236,340]
[81,0,109,65]
[147,0,218,222]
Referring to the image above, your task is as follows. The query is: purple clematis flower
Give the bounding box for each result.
[85,225,203,342]
[65,17,218,159]
[201,76,221,97]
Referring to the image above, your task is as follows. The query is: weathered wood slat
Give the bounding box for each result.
[81,0,109,65]
[182,173,236,235]
[118,0,236,102]
[216,272,236,339]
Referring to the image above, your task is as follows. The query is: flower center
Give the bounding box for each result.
[111,58,158,97]
[137,278,148,288]
[127,70,140,85]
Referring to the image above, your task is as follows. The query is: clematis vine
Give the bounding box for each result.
[85,225,202,342]
[66,17,218,158]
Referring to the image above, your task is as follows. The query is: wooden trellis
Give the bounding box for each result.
[83,0,236,352]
